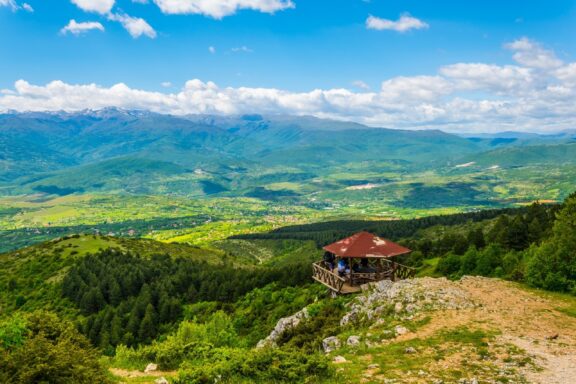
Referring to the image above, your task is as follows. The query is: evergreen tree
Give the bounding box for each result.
[467,228,486,249]
[138,304,157,343]
[460,246,478,275]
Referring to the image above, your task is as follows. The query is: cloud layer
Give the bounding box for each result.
[152,0,295,18]
[71,0,115,14]
[366,14,429,32]
[1,38,575,133]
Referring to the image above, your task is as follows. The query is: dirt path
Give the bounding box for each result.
[398,277,576,383]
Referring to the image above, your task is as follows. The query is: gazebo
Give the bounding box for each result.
[312,232,415,294]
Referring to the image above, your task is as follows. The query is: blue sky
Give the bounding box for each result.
[1,0,576,132]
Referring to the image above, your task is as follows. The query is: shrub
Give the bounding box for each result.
[0,311,110,384]
[175,347,332,384]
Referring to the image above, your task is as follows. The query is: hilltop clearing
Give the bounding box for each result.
[310,276,576,383]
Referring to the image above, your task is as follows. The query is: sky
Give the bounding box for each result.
[1,0,576,133]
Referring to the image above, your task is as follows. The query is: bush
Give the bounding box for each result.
[0,311,110,384]
[175,347,332,384]
[435,253,461,277]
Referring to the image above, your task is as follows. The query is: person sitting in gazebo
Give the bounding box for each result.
[337,258,350,277]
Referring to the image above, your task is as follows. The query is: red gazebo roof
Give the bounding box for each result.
[323,231,411,258]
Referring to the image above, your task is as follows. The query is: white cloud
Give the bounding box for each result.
[0,0,18,11]
[440,63,535,94]
[161,81,172,88]
[208,46,216,54]
[152,0,294,19]
[60,20,105,35]
[108,13,156,38]
[0,0,32,11]
[231,46,253,53]
[380,76,452,101]
[556,63,576,85]
[71,0,115,14]
[2,38,576,134]
[505,37,563,69]
[366,13,429,32]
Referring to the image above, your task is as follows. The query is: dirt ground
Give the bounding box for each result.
[397,277,576,383]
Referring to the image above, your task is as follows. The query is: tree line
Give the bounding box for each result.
[234,206,536,246]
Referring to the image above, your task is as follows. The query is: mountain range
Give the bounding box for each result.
[1,108,575,199]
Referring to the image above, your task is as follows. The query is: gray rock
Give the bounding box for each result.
[154,378,169,384]
[405,303,418,313]
[395,325,409,336]
[347,335,361,347]
[404,346,417,354]
[256,307,309,348]
[338,277,476,330]
[144,363,158,373]
[323,336,341,353]
[340,311,358,326]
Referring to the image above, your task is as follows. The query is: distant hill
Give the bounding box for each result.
[465,142,576,167]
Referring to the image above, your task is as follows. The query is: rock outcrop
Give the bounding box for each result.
[322,336,341,353]
[256,307,309,348]
[341,277,476,327]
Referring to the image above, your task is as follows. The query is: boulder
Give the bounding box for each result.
[155,378,169,384]
[340,311,358,326]
[404,346,417,354]
[347,335,361,347]
[144,363,158,373]
[322,336,341,353]
[394,325,409,336]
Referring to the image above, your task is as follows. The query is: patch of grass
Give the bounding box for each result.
[416,257,442,277]
[327,327,510,383]
[516,283,576,318]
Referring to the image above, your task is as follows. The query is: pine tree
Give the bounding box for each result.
[138,304,157,343]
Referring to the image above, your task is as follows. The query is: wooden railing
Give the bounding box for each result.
[391,261,416,280]
[312,259,416,293]
[312,262,346,293]
[350,270,393,286]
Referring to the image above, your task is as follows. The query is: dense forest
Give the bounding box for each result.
[62,251,311,350]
